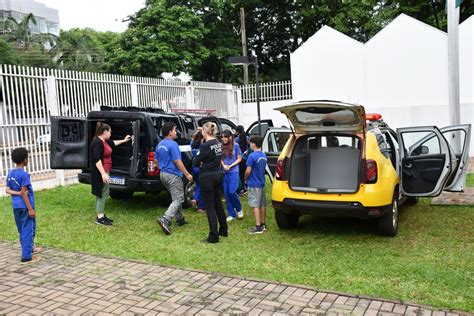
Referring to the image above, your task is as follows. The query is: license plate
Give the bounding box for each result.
[109,176,125,185]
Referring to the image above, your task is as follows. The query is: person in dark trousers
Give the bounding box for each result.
[245,136,268,234]
[193,122,227,243]
[6,147,41,264]
[156,122,193,235]
[235,125,249,195]
[190,129,206,212]
[90,122,131,226]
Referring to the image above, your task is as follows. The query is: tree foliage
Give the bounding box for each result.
[105,0,210,77]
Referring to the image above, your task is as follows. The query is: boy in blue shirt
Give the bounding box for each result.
[245,136,267,234]
[155,122,193,235]
[6,147,40,264]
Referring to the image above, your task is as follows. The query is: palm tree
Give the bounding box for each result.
[3,13,57,49]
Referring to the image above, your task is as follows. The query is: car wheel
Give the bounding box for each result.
[377,193,398,237]
[182,181,195,209]
[275,210,299,229]
[109,190,134,200]
[405,196,419,205]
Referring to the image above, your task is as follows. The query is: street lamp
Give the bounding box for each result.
[228,55,261,136]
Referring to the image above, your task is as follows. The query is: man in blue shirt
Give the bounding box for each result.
[6,147,40,263]
[245,136,268,234]
[155,122,193,235]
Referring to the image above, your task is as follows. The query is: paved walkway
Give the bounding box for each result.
[0,242,470,316]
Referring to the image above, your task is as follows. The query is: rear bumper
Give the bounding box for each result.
[78,173,165,192]
[272,198,391,219]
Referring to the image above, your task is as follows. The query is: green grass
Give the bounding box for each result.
[466,173,474,187]
[0,178,473,312]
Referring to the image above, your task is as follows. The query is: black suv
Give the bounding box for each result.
[50,106,235,206]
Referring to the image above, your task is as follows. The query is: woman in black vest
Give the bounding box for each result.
[193,122,227,243]
[90,122,131,226]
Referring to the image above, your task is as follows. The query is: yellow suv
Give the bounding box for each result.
[271,101,471,236]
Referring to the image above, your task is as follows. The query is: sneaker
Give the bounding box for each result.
[21,255,41,264]
[104,215,114,222]
[95,216,112,226]
[176,218,188,227]
[247,226,263,234]
[157,217,172,235]
[237,211,244,220]
[226,216,236,222]
[260,223,267,231]
[197,209,206,213]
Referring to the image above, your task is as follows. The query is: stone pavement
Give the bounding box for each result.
[0,242,470,316]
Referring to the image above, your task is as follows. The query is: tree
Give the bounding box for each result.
[3,13,56,49]
[0,38,22,65]
[106,0,210,78]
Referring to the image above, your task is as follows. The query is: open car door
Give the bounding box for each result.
[129,120,141,177]
[247,119,274,137]
[441,125,471,192]
[50,117,88,169]
[262,128,292,183]
[397,126,455,197]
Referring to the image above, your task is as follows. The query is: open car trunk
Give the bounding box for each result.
[89,119,140,175]
[289,134,362,193]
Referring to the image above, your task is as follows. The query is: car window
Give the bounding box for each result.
[152,117,184,139]
[180,115,196,137]
[221,122,236,134]
[249,122,270,136]
[404,131,441,156]
[268,132,291,153]
[370,129,391,158]
[307,135,360,149]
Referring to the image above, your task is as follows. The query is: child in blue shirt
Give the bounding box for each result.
[6,147,40,264]
[221,129,243,221]
[244,136,268,234]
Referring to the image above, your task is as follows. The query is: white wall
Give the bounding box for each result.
[241,100,292,129]
[291,26,364,104]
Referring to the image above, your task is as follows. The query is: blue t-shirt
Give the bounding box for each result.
[155,138,183,177]
[246,151,267,188]
[222,143,241,173]
[6,168,35,210]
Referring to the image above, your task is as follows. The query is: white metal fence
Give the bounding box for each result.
[240,80,292,103]
[0,64,240,182]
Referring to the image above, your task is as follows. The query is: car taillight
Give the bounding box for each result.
[275,158,286,180]
[147,152,159,176]
[366,159,377,184]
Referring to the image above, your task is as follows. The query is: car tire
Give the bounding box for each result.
[182,181,195,209]
[405,196,419,205]
[275,210,299,229]
[109,190,134,200]
[377,193,398,237]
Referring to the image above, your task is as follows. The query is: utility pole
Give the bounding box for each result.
[240,7,249,85]
[447,0,462,152]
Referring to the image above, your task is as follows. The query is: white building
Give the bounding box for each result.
[0,0,59,36]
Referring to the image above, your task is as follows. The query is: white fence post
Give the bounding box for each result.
[131,82,139,107]
[186,83,195,109]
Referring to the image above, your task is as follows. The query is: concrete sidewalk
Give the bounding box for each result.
[0,241,470,315]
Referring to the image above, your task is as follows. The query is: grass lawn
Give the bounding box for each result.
[0,175,473,312]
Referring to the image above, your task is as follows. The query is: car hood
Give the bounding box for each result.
[275,101,366,134]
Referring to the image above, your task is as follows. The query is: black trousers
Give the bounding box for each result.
[200,172,227,242]
[238,160,247,191]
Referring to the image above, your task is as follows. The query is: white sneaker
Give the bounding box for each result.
[237,211,244,220]
[226,216,236,222]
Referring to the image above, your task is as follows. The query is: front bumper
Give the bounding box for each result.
[272,198,391,219]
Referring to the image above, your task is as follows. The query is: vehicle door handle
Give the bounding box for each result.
[404,163,413,168]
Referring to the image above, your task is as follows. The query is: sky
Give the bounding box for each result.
[37,0,146,33]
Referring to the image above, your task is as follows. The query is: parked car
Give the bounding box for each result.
[270,100,471,236]
[49,106,235,207]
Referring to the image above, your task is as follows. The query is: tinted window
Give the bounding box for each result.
[152,117,184,139]
[268,132,291,153]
